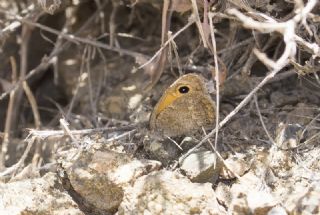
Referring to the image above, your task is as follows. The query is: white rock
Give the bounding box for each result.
[179,147,221,183]
[117,170,225,215]
[0,173,83,215]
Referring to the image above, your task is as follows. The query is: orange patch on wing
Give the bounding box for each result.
[154,92,180,117]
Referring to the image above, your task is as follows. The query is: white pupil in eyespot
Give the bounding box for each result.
[179,86,189,94]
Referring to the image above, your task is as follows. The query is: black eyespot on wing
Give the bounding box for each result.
[178,86,190,94]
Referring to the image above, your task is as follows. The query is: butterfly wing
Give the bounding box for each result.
[154,93,215,136]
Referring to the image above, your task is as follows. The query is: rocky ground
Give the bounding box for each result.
[0,0,320,214]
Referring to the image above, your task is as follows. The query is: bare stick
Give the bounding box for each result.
[208,12,220,150]
[22,80,42,165]
[85,46,99,126]
[66,46,88,117]
[191,0,208,48]
[294,35,320,56]
[106,130,137,142]
[253,94,276,145]
[0,57,18,168]
[22,81,41,129]
[59,118,77,142]
[94,0,106,34]
[15,22,33,119]
[29,124,137,139]
[7,23,33,149]
[167,136,183,151]
[109,0,119,47]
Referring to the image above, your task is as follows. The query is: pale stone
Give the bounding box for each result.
[179,147,221,183]
[117,170,225,215]
[0,173,83,215]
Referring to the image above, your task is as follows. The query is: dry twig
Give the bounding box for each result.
[29,124,137,139]
[0,57,17,168]
[208,12,220,150]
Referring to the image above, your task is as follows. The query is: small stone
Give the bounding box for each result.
[179,147,221,183]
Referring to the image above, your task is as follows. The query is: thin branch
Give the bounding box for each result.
[191,0,208,48]
[29,124,137,139]
[22,81,41,129]
[208,12,220,150]
[59,118,77,142]
[106,130,137,142]
[0,57,18,168]
[22,80,42,165]
[253,94,276,145]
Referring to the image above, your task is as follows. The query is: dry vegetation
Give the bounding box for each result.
[0,0,320,214]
